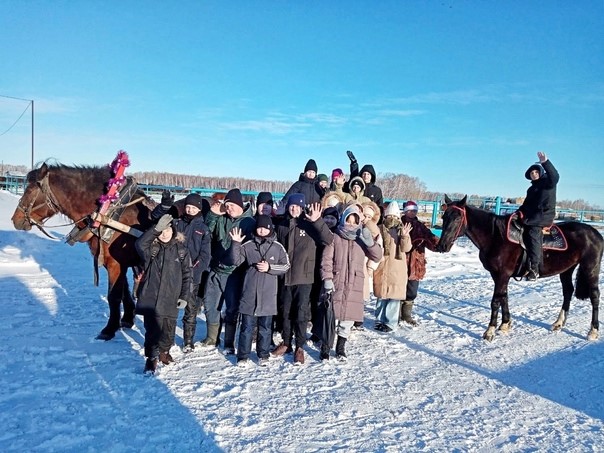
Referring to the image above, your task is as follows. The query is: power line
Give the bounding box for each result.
[0,102,31,137]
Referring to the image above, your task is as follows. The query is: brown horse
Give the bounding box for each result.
[436,195,603,341]
[11,162,156,340]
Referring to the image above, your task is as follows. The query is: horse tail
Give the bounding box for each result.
[575,228,604,300]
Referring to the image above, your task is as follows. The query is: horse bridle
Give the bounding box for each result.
[16,173,65,238]
[447,205,468,242]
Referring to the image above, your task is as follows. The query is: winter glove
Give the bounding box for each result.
[177,298,188,309]
[357,227,374,247]
[323,278,334,293]
[346,150,357,164]
[161,189,175,209]
[154,213,173,232]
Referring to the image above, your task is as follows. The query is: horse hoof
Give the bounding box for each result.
[498,322,512,333]
[551,323,563,332]
[587,329,599,341]
[96,331,116,341]
[483,326,496,341]
[120,321,134,329]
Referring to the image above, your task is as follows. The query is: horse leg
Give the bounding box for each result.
[120,275,136,329]
[97,260,123,341]
[587,286,600,341]
[552,268,574,332]
[484,276,509,341]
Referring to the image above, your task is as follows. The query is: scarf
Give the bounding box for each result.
[337,223,360,241]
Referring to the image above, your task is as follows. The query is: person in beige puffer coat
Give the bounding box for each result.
[373,201,412,332]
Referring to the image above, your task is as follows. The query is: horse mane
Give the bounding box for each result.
[33,162,114,196]
[465,203,509,240]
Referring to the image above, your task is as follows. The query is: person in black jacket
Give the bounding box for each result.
[346,150,384,207]
[135,214,192,374]
[226,215,291,366]
[272,193,334,365]
[152,191,211,352]
[518,152,560,281]
[282,159,324,206]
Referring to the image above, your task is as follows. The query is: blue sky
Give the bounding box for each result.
[1,1,603,206]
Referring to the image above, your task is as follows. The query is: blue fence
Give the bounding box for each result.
[5,176,602,227]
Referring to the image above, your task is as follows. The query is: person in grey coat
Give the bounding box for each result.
[226,215,290,366]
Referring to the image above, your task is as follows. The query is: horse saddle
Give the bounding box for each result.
[507,214,568,251]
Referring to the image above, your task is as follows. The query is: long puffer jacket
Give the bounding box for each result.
[321,206,383,322]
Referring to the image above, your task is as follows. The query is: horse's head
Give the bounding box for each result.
[436,194,468,253]
[11,163,61,231]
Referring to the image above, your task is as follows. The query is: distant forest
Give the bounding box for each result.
[3,162,599,210]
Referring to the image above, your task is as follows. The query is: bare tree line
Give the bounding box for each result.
[2,162,599,210]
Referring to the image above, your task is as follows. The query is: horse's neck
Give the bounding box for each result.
[50,167,108,221]
[465,206,499,251]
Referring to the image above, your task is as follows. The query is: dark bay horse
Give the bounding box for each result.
[436,195,603,341]
[11,162,156,340]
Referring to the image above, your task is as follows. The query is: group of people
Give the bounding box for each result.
[133,150,558,373]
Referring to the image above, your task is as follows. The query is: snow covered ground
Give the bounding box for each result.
[1,189,603,452]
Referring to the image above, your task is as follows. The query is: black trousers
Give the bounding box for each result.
[523,225,543,271]
[144,315,177,359]
[280,284,313,348]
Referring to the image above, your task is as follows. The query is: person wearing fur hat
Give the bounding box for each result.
[321,204,383,360]
[225,215,290,367]
[346,150,384,206]
[518,151,559,281]
[352,200,383,331]
[282,159,324,206]
[151,191,211,352]
[272,194,333,365]
[373,201,413,332]
[344,176,371,205]
[400,200,440,326]
[135,214,192,374]
[201,188,256,353]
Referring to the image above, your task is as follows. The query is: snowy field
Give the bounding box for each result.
[1,189,603,452]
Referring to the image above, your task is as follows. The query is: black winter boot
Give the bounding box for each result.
[335,336,347,361]
[320,343,330,361]
[401,301,418,327]
[223,322,237,355]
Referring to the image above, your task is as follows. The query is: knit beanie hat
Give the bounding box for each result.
[255,214,274,232]
[224,188,244,209]
[323,206,340,222]
[256,191,273,207]
[318,174,329,183]
[383,200,401,219]
[331,168,344,180]
[403,200,418,212]
[304,159,318,173]
[184,193,204,210]
[286,193,306,208]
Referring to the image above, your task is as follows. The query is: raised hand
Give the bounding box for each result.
[306,202,322,222]
[346,150,357,164]
[401,222,413,237]
[154,213,173,232]
[160,189,174,208]
[537,151,548,163]
[229,227,244,242]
